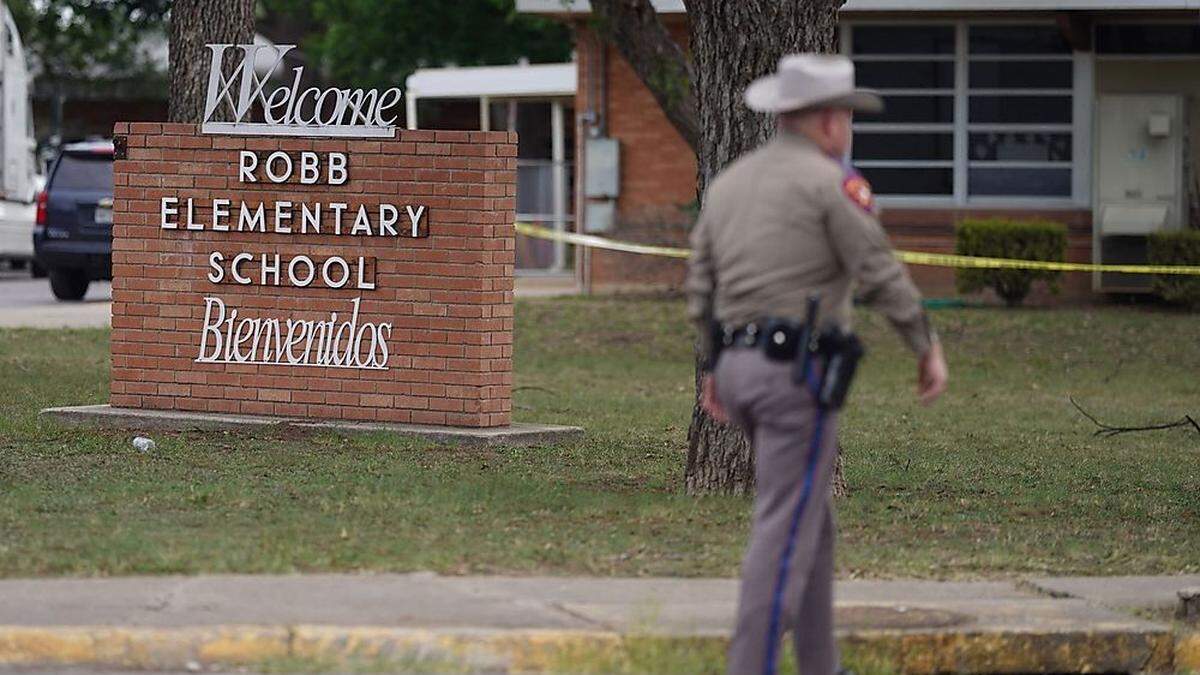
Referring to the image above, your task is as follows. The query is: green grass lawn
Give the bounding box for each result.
[0,296,1197,579]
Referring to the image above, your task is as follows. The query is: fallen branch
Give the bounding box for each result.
[513,385,559,396]
[1069,396,1200,438]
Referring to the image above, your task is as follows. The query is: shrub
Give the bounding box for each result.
[955,218,1067,307]
[1148,229,1200,308]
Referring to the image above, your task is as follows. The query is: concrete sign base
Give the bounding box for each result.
[40,405,582,447]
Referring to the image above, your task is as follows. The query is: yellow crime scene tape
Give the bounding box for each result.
[515,222,1200,276]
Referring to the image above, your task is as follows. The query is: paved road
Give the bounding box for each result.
[0,270,111,329]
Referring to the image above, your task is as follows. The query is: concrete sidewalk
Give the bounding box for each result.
[1,573,1198,673]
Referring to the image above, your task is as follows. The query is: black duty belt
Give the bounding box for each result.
[716,316,866,410]
[721,318,807,361]
[708,297,865,410]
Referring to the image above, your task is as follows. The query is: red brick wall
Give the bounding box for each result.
[587,225,689,291]
[570,19,1099,302]
[575,19,699,290]
[602,20,697,223]
[109,122,516,428]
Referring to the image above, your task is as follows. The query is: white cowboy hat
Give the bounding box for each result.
[744,54,883,114]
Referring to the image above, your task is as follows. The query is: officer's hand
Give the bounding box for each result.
[700,373,729,423]
[917,342,948,406]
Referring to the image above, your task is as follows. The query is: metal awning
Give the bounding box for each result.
[517,0,1200,12]
[515,0,684,13]
[405,63,576,101]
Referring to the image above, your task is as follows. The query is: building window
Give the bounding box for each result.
[848,22,1079,202]
[967,25,1073,198]
[850,24,955,197]
[1096,24,1200,55]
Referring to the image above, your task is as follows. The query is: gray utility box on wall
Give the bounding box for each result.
[584,137,619,233]
[1093,94,1186,292]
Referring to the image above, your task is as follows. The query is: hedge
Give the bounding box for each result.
[955,218,1067,307]
[1148,229,1200,308]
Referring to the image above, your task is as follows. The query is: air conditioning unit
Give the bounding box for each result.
[1093,94,1185,293]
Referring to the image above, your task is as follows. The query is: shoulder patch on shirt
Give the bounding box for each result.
[842,174,876,214]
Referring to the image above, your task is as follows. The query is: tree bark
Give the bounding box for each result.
[684,0,840,194]
[683,0,842,495]
[589,0,700,153]
[168,0,256,123]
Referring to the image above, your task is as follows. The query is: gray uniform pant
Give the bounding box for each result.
[715,348,840,675]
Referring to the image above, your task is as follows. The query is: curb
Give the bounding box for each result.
[0,624,1182,673]
[0,626,289,669]
[1177,631,1200,672]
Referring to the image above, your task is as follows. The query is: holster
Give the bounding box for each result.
[814,329,865,410]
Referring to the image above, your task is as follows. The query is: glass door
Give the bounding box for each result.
[492,99,574,273]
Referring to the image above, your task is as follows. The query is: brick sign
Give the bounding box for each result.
[109,123,517,427]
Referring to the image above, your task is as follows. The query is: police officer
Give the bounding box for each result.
[685,54,949,675]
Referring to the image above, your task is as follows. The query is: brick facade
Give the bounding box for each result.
[591,20,697,224]
[571,20,1098,301]
[575,19,699,291]
[109,122,516,427]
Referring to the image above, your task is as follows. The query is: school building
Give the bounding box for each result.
[409,1,1200,299]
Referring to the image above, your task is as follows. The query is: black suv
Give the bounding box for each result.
[32,140,115,300]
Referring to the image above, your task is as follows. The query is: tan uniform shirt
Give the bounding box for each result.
[685,130,935,363]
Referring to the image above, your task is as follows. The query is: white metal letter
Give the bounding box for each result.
[231,252,252,285]
[212,198,230,231]
[322,256,351,289]
[239,151,258,183]
[264,151,293,183]
[406,204,426,237]
[160,197,178,229]
[328,153,347,185]
[207,251,225,284]
[197,297,226,361]
[288,255,315,287]
[300,152,319,184]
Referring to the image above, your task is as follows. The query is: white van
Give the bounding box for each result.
[0,4,40,272]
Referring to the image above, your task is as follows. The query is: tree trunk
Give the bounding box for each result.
[589,0,699,151]
[683,0,843,496]
[168,0,255,123]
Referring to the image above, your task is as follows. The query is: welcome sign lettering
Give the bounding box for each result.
[161,148,426,371]
[109,44,517,427]
[201,43,403,137]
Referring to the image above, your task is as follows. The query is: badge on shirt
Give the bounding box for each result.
[842,174,876,214]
